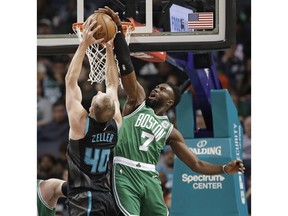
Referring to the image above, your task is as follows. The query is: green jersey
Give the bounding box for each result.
[37,179,56,216]
[114,101,173,165]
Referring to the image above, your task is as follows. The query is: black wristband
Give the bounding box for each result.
[117,25,123,32]
[61,181,68,197]
[114,30,134,76]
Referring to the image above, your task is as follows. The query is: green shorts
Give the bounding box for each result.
[112,162,169,216]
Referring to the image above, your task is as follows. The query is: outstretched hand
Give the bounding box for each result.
[82,17,104,46]
[95,6,122,27]
[224,160,245,174]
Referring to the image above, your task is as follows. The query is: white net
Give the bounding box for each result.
[73,23,134,85]
[123,24,133,45]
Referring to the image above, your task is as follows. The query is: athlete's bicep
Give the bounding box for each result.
[66,84,87,120]
[106,86,122,127]
[121,73,146,105]
[65,84,83,112]
[113,103,122,128]
[65,84,87,136]
[167,128,200,168]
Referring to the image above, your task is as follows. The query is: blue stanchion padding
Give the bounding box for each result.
[170,89,248,216]
[170,138,248,216]
[211,89,240,138]
[211,89,248,214]
[176,91,195,139]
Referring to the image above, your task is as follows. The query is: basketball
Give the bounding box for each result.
[90,12,117,43]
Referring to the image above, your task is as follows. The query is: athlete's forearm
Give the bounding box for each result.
[105,44,119,90]
[113,26,135,76]
[65,42,88,85]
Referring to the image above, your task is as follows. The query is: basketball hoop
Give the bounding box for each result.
[121,18,136,45]
[72,19,135,84]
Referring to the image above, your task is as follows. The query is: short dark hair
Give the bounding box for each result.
[166,82,181,107]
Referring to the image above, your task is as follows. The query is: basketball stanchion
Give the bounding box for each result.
[72,18,135,85]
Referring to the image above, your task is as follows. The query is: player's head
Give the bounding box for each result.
[146,82,181,112]
[89,91,115,122]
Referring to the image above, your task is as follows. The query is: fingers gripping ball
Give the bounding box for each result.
[91,12,117,43]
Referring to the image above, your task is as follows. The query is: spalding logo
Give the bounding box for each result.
[196,140,208,148]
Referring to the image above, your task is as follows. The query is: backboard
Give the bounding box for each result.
[37,0,236,55]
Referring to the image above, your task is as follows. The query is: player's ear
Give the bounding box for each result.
[167,99,174,107]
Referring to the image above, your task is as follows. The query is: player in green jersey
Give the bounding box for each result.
[37,179,67,216]
[97,6,245,216]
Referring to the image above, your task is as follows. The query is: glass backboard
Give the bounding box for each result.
[37,0,236,54]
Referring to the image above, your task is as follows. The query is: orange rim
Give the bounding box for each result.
[122,17,135,34]
[72,18,135,35]
[72,22,84,32]
[122,22,135,35]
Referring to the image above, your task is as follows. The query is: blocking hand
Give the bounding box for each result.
[95,6,122,27]
[224,160,245,174]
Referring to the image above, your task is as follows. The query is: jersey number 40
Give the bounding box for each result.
[84,148,110,173]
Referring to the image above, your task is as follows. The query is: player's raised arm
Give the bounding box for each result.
[96,6,146,115]
[65,18,104,139]
[167,127,245,175]
[105,41,122,127]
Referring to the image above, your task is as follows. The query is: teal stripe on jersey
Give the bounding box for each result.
[87,191,92,216]
[85,117,90,135]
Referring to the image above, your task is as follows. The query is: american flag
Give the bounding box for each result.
[188,12,214,29]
